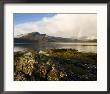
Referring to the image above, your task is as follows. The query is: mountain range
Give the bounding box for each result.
[14,32,97,43]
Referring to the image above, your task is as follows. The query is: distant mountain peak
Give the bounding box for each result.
[15,32,97,43]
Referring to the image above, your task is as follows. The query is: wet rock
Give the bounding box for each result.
[59,71,67,80]
[14,72,26,81]
[39,63,47,78]
[47,64,59,81]
[14,49,97,81]
[14,51,37,80]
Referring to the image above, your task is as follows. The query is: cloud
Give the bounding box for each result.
[14,14,97,39]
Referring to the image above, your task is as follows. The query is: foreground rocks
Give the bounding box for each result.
[14,49,97,81]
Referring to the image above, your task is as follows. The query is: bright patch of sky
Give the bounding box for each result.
[14,13,97,39]
[14,13,56,25]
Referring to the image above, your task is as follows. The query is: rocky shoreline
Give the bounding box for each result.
[14,49,97,81]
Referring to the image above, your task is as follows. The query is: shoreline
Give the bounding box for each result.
[14,49,97,81]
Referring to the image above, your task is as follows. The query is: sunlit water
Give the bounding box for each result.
[14,42,97,53]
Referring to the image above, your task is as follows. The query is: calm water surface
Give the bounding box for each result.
[14,42,97,53]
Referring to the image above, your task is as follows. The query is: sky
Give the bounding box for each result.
[14,13,97,39]
[14,13,56,25]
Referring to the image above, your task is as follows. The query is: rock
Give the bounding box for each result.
[39,63,47,78]
[47,64,59,81]
[39,50,49,56]
[60,71,67,78]
[14,72,26,81]
[14,51,37,81]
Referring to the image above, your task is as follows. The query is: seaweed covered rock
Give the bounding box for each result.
[14,49,97,81]
[14,72,26,81]
[14,51,37,80]
[39,63,47,78]
[46,59,53,70]
[59,71,67,80]
[47,64,59,81]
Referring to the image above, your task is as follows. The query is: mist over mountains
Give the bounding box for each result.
[14,32,97,43]
[14,14,97,40]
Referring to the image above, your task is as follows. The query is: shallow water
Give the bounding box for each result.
[14,42,97,53]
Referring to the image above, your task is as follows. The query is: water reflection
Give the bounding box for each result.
[14,42,97,53]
